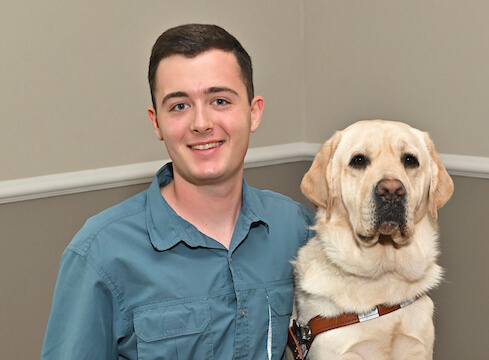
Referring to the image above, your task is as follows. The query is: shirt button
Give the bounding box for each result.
[241,309,245,317]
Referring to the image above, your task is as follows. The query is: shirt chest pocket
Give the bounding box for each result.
[133,300,213,360]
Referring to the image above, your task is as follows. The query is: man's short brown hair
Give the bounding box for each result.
[148,24,254,111]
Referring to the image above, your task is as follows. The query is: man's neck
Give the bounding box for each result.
[160,175,243,249]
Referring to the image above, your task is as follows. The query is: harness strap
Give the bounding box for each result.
[287,297,418,360]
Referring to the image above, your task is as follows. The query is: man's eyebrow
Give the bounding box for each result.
[161,91,188,106]
[205,87,240,97]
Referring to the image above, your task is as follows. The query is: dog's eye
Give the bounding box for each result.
[349,154,370,169]
[403,154,419,168]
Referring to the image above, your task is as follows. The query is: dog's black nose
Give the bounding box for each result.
[376,179,405,201]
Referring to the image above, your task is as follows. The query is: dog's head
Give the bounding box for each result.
[301,120,454,246]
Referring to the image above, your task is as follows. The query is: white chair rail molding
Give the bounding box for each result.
[1,142,488,204]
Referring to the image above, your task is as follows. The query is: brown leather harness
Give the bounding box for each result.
[287,297,418,359]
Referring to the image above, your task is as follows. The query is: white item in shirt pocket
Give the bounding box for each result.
[266,282,295,357]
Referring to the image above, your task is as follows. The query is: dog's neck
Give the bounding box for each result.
[297,216,443,319]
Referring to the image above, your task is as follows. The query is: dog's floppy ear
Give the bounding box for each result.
[424,132,454,220]
[301,131,342,218]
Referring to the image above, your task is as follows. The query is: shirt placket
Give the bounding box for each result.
[228,252,249,360]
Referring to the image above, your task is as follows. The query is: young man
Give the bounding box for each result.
[41,24,314,359]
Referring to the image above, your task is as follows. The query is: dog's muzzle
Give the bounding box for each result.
[374,178,407,236]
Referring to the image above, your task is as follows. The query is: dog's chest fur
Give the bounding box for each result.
[294,214,442,322]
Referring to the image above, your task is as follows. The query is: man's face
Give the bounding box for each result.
[148,49,264,187]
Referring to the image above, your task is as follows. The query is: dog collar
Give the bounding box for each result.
[287,297,419,360]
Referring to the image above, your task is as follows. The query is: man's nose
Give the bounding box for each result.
[190,106,213,133]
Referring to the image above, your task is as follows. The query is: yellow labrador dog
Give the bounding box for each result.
[291,120,453,360]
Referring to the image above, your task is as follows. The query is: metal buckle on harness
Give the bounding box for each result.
[291,319,311,359]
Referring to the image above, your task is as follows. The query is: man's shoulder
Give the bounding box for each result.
[249,187,314,221]
[253,187,296,204]
[86,190,148,230]
[251,187,302,207]
[68,190,148,255]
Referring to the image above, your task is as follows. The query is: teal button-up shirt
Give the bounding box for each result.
[41,163,314,359]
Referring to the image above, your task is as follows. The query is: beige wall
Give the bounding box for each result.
[3,1,488,181]
[0,0,305,181]
[304,0,489,157]
[433,176,489,359]
[2,1,489,359]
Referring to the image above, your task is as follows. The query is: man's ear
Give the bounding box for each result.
[250,96,264,133]
[147,106,164,141]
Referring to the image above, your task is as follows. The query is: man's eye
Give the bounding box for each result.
[171,103,189,111]
[212,98,229,106]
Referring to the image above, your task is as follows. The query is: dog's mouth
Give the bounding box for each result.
[378,221,401,236]
[356,223,408,247]
[375,185,407,234]
[356,188,409,246]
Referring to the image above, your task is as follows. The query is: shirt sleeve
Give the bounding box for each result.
[300,203,316,245]
[41,249,123,359]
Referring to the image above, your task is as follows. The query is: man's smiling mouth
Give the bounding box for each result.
[189,141,223,150]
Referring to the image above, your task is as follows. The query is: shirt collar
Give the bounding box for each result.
[146,163,269,252]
